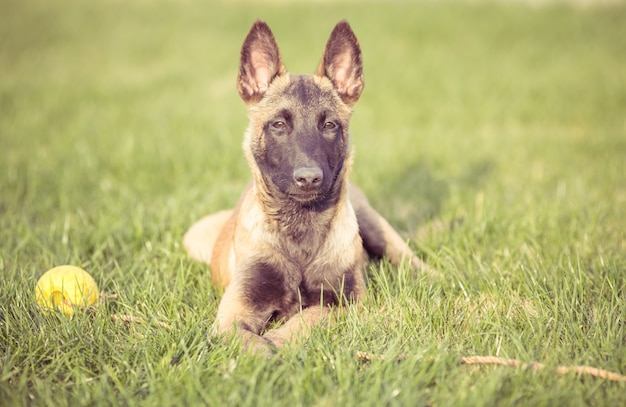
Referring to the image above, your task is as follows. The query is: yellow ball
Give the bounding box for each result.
[35,265,99,316]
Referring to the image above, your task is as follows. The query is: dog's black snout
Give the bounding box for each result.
[293,167,323,190]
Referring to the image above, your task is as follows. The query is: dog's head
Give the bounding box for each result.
[238,20,364,206]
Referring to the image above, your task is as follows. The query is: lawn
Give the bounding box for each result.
[1,0,625,405]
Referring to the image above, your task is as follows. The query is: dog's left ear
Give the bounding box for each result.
[316,20,364,106]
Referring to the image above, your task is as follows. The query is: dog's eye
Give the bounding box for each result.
[272,121,286,129]
[323,121,336,130]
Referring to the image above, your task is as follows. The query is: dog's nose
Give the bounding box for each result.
[293,167,323,190]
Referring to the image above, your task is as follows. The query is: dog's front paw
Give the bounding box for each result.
[261,329,289,348]
[243,334,278,358]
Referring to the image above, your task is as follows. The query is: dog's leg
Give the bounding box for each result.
[262,305,332,347]
[349,184,433,273]
[212,283,278,356]
[183,209,233,265]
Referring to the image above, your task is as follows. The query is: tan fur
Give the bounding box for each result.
[184,20,428,355]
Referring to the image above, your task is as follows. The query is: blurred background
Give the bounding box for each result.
[1,0,624,269]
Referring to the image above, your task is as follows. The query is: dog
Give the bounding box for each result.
[184,19,428,355]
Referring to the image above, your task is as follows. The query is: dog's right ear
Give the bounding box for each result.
[237,20,287,105]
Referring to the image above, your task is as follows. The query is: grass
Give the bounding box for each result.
[1,0,625,405]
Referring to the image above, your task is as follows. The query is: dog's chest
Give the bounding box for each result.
[240,192,363,318]
[264,257,360,323]
[242,222,363,319]
[277,230,362,310]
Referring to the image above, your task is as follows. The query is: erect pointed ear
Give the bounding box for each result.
[237,20,287,105]
[316,20,364,106]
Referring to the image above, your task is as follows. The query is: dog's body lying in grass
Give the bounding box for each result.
[184,20,426,354]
